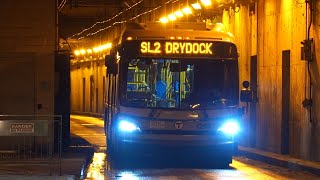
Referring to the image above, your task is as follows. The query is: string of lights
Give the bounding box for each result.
[68,0,145,39]
[75,0,178,40]
[58,0,66,11]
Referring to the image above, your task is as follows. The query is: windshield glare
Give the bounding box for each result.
[120,58,239,109]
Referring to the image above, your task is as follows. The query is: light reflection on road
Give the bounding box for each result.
[85,153,106,180]
[71,115,320,180]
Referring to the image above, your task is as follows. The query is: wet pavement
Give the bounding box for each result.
[70,115,320,180]
[1,115,318,179]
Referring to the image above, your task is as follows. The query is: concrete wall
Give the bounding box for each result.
[0,1,57,150]
[0,0,56,115]
[71,60,106,116]
[223,0,319,161]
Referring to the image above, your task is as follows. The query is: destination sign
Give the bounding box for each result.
[140,41,213,55]
[123,40,238,59]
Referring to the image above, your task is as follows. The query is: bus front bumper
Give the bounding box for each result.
[114,133,237,155]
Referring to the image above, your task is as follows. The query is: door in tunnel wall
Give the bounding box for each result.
[250,55,257,148]
[281,50,290,154]
[82,77,86,112]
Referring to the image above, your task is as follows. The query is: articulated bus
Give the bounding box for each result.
[104,22,251,166]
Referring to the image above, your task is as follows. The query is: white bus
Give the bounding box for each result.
[104,22,250,166]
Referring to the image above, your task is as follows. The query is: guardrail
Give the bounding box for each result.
[0,115,62,175]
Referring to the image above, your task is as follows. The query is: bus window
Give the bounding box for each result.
[120,58,238,109]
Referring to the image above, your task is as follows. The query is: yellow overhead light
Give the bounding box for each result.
[93,47,99,53]
[201,0,212,6]
[160,17,169,23]
[127,37,133,41]
[168,14,176,21]
[87,49,92,54]
[169,36,175,40]
[182,7,192,15]
[74,50,80,56]
[191,3,202,10]
[73,43,112,57]
[80,49,86,55]
[177,36,182,39]
[174,10,184,17]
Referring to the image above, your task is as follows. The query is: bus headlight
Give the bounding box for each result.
[218,121,240,136]
[118,120,140,133]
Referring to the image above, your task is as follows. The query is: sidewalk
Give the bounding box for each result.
[0,136,94,180]
[238,146,320,176]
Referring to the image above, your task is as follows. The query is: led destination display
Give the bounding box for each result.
[141,41,213,55]
[123,40,237,59]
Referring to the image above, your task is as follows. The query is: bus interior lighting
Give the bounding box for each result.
[127,37,133,41]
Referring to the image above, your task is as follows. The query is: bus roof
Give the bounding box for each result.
[117,22,235,45]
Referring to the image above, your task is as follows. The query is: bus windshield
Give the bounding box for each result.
[120,58,239,109]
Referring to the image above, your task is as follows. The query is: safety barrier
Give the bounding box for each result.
[0,115,62,175]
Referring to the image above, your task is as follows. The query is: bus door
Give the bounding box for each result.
[105,54,119,139]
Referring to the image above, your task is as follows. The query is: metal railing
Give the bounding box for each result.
[0,115,62,175]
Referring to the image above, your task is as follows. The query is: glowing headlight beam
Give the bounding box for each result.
[119,121,140,132]
[218,121,240,135]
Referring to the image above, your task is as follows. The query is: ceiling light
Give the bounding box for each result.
[80,49,86,55]
[87,49,92,53]
[160,17,169,23]
[74,50,80,56]
[168,14,176,21]
[201,0,212,7]
[174,10,184,17]
[182,7,192,15]
[191,3,202,10]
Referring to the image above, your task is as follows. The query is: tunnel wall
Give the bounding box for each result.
[223,0,319,161]
[0,1,56,116]
[71,60,106,116]
[0,1,57,149]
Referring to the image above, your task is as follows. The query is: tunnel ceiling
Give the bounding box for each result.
[58,0,243,50]
[59,0,163,49]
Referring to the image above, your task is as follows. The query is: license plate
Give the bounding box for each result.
[150,121,165,129]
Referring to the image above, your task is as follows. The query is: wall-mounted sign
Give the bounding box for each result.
[10,123,34,133]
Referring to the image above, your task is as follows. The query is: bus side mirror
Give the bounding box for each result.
[240,81,253,102]
[105,55,118,74]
